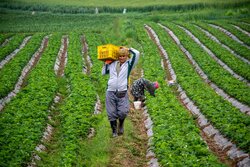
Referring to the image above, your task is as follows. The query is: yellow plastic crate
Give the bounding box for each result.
[97,44,120,61]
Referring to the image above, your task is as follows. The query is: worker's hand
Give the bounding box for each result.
[125,47,130,53]
[105,60,113,64]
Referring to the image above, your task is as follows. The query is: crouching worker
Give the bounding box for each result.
[102,46,140,137]
[131,78,159,107]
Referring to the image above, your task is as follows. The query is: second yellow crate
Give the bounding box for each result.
[97,44,120,61]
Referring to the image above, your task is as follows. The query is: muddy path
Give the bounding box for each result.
[107,66,149,167]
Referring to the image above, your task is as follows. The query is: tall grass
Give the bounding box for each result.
[1,0,250,14]
[2,0,250,8]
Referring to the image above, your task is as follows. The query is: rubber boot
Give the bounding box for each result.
[118,118,125,135]
[110,120,118,137]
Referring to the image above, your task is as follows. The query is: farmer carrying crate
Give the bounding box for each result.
[101,45,140,137]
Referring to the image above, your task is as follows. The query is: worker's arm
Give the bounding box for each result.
[144,79,156,97]
[128,48,140,70]
[102,62,110,75]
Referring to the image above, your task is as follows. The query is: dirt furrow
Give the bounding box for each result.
[54,36,68,77]
[178,24,250,86]
[0,36,12,48]
[28,94,62,167]
[0,36,32,69]
[232,25,250,38]
[81,35,93,75]
[241,22,250,26]
[131,67,160,167]
[209,24,250,50]
[145,24,250,167]
[195,24,250,65]
[159,23,250,114]
[0,36,49,112]
[29,35,69,166]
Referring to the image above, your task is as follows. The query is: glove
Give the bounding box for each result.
[105,60,113,64]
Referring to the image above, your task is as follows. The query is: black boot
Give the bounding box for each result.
[110,120,117,137]
[118,118,125,135]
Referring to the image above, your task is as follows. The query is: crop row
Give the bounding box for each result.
[150,22,250,153]
[0,20,248,165]
[149,23,250,164]
[178,23,249,87]
[209,23,250,51]
[0,33,61,166]
[85,33,111,102]
[176,22,250,105]
[0,33,44,99]
[196,22,250,61]
[232,21,250,32]
[0,33,110,166]
[0,33,13,47]
[54,36,68,77]
[163,22,250,107]
[0,34,9,45]
[194,24,250,65]
[159,23,249,114]
[0,31,107,166]
[209,21,250,46]
[135,22,225,166]
[0,34,28,61]
[54,32,98,166]
[32,33,101,166]
[232,24,250,38]
[0,35,48,113]
[177,22,250,82]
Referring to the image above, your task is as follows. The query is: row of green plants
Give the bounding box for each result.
[231,20,250,32]
[195,22,250,61]
[0,33,44,98]
[0,28,118,166]
[0,34,27,61]
[0,33,12,46]
[207,20,250,46]
[164,22,250,106]
[176,22,250,81]
[136,22,225,166]
[86,33,108,103]
[0,33,61,167]
[29,32,104,166]
[53,33,98,166]
[0,19,248,166]
[150,22,250,153]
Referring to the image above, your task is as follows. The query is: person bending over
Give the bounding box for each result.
[131,78,159,105]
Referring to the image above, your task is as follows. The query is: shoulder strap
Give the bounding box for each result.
[127,61,132,79]
[127,61,133,88]
[127,52,137,87]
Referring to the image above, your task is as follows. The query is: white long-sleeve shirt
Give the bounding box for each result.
[102,48,140,91]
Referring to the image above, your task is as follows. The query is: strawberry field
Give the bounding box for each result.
[0,1,250,166]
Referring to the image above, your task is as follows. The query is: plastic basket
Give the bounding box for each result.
[134,101,142,110]
[97,44,120,61]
